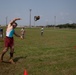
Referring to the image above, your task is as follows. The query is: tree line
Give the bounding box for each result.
[46,23,76,29]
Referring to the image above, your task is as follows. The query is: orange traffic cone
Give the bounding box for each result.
[24,70,28,75]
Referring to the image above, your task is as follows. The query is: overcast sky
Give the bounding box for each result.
[0,0,76,26]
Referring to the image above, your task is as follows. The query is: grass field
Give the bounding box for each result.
[0,27,76,75]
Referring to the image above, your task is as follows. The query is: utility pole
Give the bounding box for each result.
[6,16,8,26]
[54,16,56,29]
[29,9,32,28]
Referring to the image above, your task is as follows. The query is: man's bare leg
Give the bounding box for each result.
[0,47,8,62]
[9,47,15,64]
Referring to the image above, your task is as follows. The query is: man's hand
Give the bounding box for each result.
[15,18,21,20]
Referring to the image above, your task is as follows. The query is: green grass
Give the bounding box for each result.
[0,28,76,75]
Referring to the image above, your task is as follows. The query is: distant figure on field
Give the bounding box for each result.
[0,28,3,38]
[21,27,25,39]
[41,26,44,36]
[0,18,21,64]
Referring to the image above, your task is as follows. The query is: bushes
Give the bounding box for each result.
[56,23,76,29]
[46,23,76,29]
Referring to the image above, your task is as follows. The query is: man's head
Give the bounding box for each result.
[12,22,18,28]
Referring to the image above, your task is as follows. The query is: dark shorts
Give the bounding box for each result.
[4,36,14,47]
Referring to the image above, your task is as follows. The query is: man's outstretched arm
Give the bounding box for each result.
[10,18,21,24]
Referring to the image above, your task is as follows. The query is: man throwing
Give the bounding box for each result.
[0,18,21,64]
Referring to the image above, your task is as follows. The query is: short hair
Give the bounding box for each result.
[13,22,18,26]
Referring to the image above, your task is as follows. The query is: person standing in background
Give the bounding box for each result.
[21,27,25,39]
[41,26,44,36]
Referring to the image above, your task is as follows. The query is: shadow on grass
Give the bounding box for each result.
[13,56,27,63]
[0,56,27,64]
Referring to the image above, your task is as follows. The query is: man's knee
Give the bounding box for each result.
[3,47,8,52]
[10,47,14,53]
